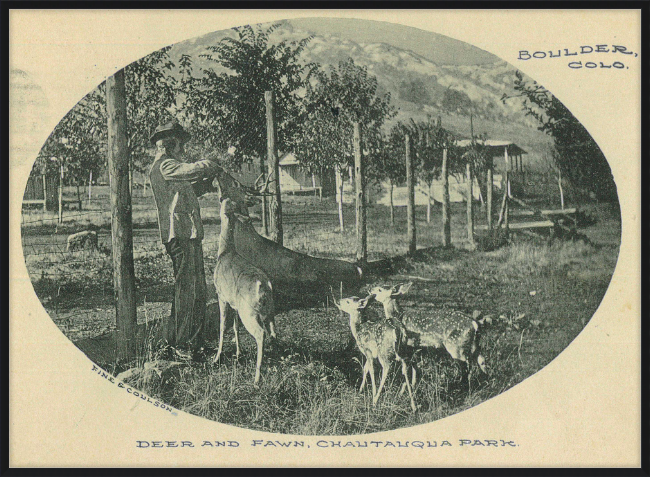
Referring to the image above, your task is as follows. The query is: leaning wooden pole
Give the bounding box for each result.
[406,133,416,256]
[441,147,451,247]
[265,91,283,245]
[107,69,137,361]
[353,122,367,265]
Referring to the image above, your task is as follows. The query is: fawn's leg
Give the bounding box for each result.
[374,357,390,405]
[476,353,487,374]
[367,355,377,399]
[359,359,369,393]
[400,358,417,413]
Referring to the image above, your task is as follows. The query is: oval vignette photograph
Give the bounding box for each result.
[19,17,621,435]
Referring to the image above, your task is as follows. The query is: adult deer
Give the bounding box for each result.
[332,293,417,413]
[213,198,276,384]
[369,283,488,386]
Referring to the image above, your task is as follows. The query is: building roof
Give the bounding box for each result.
[279,152,300,166]
[456,139,527,156]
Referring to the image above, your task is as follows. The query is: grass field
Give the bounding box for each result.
[21,186,621,435]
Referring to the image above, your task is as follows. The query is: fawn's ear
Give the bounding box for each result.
[357,297,370,309]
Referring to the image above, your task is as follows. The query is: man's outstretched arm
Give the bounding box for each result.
[159,157,219,182]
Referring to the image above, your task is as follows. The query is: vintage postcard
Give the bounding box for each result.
[8,9,642,468]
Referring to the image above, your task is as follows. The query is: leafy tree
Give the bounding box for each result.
[34,45,180,204]
[502,71,616,201]
[408,117,457,222]
[35,88,106,209]
[124,46,177,178]
[441,87,472,115]
[294,57,395,231]
[398,77,433,106]
[365,126,406,227]
[185,23,316,169]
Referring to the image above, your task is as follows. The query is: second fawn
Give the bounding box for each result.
[333,294,417,412]
[213,198,276,384]
[369,283,488,385]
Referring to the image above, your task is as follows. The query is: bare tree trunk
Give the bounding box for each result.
[441,148,450,247]
[107,69,137,361]
[406,134,416,256]
[558,168,565,210]
[487,166,493,231]
[88,170,93,204]
[265,91,283,245]
[353,122,366,265]
[129,156,133,197]
[76,183,82,211]
[336,164,344,232]
[389,178,395,227]
[427,180,432,223]
[261,167,269,237]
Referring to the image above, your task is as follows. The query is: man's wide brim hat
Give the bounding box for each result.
[149,121,191,146]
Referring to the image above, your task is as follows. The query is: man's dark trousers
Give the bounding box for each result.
[164,238,207,351]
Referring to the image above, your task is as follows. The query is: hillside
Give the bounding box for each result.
[169,20,553,168]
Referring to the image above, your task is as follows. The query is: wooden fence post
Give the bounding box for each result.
[107,69,137,362]
[486,163,493,231]
[353,122,367,265]
[441,147,451,247]
[265,91,283,245]
[406,133,416,256]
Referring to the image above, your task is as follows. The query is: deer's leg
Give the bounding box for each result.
[233,314,240,359]
[253,327,264,385]
[400,358,417,413]
[214,299,229,364]
[269,319,277,340]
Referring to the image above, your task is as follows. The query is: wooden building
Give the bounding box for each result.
[22,172,58,211]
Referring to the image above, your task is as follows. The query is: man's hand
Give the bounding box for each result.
[192,177,217,197]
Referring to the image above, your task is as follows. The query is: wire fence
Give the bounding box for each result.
[22,170,539,340]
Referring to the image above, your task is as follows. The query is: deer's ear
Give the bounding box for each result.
[358,297,370,309]
[233,212,251,223]
[397,282,413,295]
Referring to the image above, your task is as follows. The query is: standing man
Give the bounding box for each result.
[149,121,219,359]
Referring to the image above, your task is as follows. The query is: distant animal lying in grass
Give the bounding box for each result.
[66,230,98,252]
[369,283,489,386]
[332,293,417,413]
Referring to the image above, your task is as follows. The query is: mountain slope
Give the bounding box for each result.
[170,21,553,167]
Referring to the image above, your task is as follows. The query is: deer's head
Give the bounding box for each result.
[369,282,413,304]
